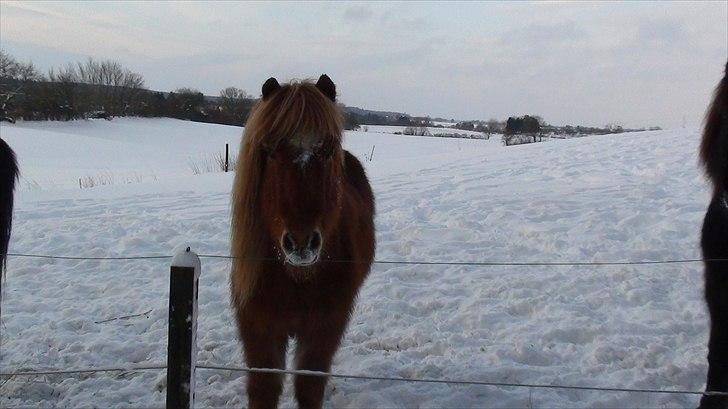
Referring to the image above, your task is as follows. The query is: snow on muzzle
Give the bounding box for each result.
[280,229,322,266]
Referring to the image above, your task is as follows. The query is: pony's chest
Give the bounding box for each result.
[261,271,341,307]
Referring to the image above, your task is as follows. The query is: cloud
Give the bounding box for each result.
[636,19,687,48]
[343,4,373,21]
[0,2,201,60]
[500,20,588,47]
[1,1,725,128]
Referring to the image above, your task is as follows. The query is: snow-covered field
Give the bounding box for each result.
[0,118,713,408]
[362,124,486,138]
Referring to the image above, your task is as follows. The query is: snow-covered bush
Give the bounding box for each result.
[403,126,430,136]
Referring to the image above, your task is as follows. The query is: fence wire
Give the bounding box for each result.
[6,253,171,260]
[0,364,167,376]
[3,250,726,400]
[2,363,727,397]
[196,364,728,397]
[6,252,727,266]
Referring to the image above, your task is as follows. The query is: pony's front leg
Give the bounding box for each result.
[293,315,349,409]
[241,327,288,409]
[700,260,728,408]
[701,319,728,408]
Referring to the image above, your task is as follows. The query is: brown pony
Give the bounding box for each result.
[230,75,375,408]
[698,61,728,409]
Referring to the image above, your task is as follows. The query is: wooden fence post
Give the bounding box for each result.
[225,143,229,173]
[166,247,201,409]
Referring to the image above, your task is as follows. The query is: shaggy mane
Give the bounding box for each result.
[700,61,728,196]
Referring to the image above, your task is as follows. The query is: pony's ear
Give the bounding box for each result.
[261,77,281,100]
[316,74,336,102]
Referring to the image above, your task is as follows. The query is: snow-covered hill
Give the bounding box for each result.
[0,118,712,407]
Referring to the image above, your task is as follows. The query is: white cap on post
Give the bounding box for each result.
[171,246,201,279]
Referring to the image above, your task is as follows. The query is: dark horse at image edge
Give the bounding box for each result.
[699,61,728,409]
[0,137,18,323]
[230,75,375,408]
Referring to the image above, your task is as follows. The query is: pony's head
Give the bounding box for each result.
[234,75,344,272]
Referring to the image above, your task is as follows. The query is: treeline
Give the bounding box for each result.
[1,50,662,135]
[343,110,432,131]
[542,123,662,136]
[453,119,507,134]
[1,51,147,121]
[500,114,661,146]
[146,87,254,126]
[451,114,661,140]
[0,50,254,125]
[1,49,369,129]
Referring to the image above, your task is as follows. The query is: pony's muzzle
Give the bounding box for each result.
[281,230,322,266]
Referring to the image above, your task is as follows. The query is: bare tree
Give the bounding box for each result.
[220,87,250,103]
[218,86,252,125]
[0,50,18,79]
[73,58,145,115]
[486,118,503,134]
[15,62,43,82]
[47,64,84,120]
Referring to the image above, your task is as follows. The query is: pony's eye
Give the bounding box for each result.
[320,145,334,159]
[262,147,276,159]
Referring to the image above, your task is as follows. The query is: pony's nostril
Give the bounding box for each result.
[308,231,322,251]
[282,232,296,253]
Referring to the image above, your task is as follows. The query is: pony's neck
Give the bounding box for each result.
[717,168,728,199]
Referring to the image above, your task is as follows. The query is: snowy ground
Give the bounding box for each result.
[0,118,713,408]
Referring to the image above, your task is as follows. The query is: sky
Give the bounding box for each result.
[0,1,726,128]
